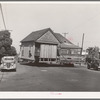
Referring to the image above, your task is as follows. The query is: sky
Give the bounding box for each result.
[0,2,100,53]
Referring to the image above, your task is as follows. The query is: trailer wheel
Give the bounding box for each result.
[71,64,74,67]
[60,62,64,66]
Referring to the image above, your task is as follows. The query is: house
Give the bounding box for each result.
[20,28,81,63]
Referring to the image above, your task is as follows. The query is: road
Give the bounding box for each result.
[0,63,100,91]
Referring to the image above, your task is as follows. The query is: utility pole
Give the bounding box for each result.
[0,3,6,30]
[81,33,84,55]
[62,32,68,38]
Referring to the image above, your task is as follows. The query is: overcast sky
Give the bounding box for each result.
[0,2,100,52]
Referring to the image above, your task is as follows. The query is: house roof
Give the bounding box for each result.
[21,28,72,44]
[59,42,81,49]
[21,28,50,42]
[54,33,72,44]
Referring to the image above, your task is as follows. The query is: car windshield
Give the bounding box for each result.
[61,49,81,56]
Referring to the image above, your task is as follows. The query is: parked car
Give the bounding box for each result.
[0,56,16,71]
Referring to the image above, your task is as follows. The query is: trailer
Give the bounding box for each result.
[58,43,82,66]
[86,47,100,70]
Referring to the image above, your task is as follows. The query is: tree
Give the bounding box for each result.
[7,46,17,56]
[86,46,99,59]
[0,30,17,62]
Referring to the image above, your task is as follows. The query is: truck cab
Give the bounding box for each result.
[59,47,82,66]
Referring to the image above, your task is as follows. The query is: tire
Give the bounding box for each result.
[87,65,90,69]
[69,64,74,67]
[96,68,98,71]
[94,66,98,71]
[60,62,64,66]
[13,69,16,72]
[72,64,74,67]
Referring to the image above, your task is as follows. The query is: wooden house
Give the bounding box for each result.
[20,28,80,63]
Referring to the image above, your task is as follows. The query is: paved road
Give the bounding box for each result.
[0,63,100,91]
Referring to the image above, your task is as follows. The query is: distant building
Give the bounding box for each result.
[82,50,88,56]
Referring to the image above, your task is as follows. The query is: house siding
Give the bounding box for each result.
[36,31,59,44]
[40,44,57,58]
[20,42,35,60]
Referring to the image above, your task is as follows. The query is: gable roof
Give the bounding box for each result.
[21,28,50,42]
[54,33,72,44]
[21,28,73,45]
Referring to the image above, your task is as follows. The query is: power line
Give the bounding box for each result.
[0,3,6,30]
[70,12,100,33]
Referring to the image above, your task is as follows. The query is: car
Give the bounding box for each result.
[0,56,16,71]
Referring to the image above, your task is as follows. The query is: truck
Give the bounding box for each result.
[58,43,82,66]
[86,47,100,70]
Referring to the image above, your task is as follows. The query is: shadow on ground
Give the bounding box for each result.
[19,62,75,67]
[0,69,16,72]
[88,68,100,71]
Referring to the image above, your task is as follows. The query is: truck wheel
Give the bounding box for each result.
[72,64,74,67]
[1,69,3,72]
[94,67,98,71]
[87,65,90,69]
[60,62,63,66]
[14,69,16,72]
